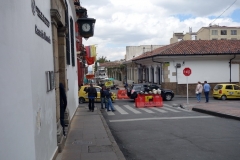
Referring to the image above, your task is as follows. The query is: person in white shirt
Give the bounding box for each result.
[195,81,203,102]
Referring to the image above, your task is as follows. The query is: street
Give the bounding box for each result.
[102,97,240,160]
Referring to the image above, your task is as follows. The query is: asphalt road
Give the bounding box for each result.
[102,97,240,160]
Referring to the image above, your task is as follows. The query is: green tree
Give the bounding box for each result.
[94,56,110,71]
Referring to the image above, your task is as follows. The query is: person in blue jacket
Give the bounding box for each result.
[105,88,115,112]
[203,81,211,103]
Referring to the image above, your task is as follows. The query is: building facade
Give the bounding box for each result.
[0,0,79,159]
[170,25,240,44]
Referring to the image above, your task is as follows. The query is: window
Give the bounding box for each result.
[225,85,233,90]
[65,1,70,65]
[211,30,218,35]
[221,30,227,35]
[212,38,218,40]
[70,17,75,66]
[234,85,240,90]
[221,38,227,40]
[231,30,237,35]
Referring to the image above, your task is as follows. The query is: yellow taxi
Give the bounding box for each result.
[213,84,240,100]
[78,85,117,103]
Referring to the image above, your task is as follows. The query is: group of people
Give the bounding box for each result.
[195,81,211,103]
[86,83,115,112]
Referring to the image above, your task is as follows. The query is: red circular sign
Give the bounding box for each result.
[183,67,191,76]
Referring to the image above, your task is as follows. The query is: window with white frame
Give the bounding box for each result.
[211,30,218,35]
[231,30,237,35]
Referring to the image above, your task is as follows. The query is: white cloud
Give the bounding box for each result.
[81,0,240,61]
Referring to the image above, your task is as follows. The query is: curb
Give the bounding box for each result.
[192,108,240,121]
[98,109,126,160]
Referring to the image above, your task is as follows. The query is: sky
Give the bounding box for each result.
[80,0,240,62]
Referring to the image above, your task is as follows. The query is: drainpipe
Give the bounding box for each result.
[229,54,236,84]
[152,57,162,85]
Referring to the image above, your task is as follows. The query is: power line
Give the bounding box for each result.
[209,0,238,26]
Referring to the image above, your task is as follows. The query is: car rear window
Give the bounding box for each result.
[133,85,142,90]
[214,85,222,90]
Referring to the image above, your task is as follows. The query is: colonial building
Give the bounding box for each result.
[130,40,240,95]
[0,0,93,159]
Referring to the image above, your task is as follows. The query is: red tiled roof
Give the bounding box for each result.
[99,62,121,67]
[133,40,240,61]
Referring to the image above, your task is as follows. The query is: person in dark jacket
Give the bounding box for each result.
[86,83,97,112]
[100,85,106,109]
[59,83,67,136]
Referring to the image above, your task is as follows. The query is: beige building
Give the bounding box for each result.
[170,25,240,44]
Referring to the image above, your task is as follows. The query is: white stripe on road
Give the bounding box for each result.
[109,116,215,122]
[114,105,128,114]
[163,105,180,112]
[123,105,141,114]
[139,108,155,113]
[106,111,115,115]
[151,107,168,113]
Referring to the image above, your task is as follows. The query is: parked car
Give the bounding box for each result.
[213,84,240,100]
[127,83,174,101]
[78,85,117,103]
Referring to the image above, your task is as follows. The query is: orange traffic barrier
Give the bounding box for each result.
[117,89,129,99]
[135,94,163,108]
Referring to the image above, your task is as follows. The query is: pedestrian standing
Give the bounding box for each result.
[86,83,97,112]
[203,81,211,103]
[105,88,115,112]
[59,83,67,136]
[195,81,203,102]
[100,85,106,109]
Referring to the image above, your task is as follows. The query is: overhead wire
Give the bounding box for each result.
[209,0,238,26]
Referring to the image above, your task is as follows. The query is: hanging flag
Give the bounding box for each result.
[85,46,90,57]
[90,45,96,57]
[85,56,95,65]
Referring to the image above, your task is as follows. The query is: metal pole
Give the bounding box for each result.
[187,76,189,104]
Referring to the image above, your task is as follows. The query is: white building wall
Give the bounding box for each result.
[126,45,163,61]
[66,1,79,123]
[167,60,239,84]
[0,0,78,160]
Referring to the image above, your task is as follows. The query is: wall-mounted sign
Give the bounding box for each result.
[32,0,51,43]
[35,25,51,44]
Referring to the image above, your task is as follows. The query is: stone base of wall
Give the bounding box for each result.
[162,82,239,96]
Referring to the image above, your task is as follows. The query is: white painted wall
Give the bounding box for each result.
[66,4,79,121]
[168,60,239,84]
[0,0,78,160]
[126,45,163,61]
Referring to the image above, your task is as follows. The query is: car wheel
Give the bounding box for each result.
[221,95,227,100]
[79,97,85,104]
[164,93,173,101]
[213,97,218,100]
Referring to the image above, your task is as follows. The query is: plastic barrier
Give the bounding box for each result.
[135,94,163,108]
[117,89,130,99]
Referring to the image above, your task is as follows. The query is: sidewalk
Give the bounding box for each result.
[182,100,240,121]
[56,105,125,160]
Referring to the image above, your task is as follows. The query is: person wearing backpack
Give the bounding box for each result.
[105,88,115,112]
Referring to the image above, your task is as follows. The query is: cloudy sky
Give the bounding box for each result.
[80,0,240,62]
